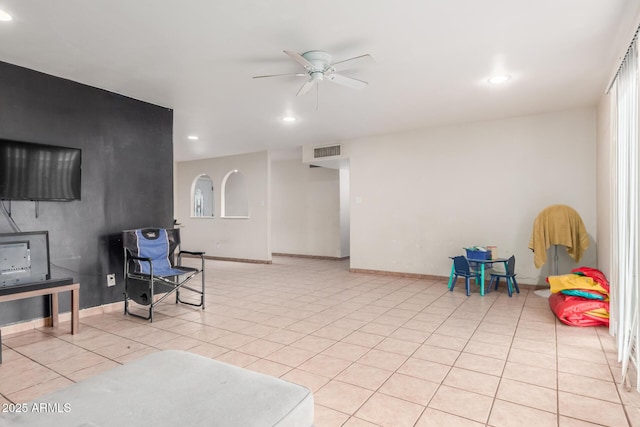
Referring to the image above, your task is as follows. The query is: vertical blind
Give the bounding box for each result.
[613,33,640,390]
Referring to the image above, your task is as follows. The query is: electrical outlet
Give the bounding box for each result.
[106,273,116,287]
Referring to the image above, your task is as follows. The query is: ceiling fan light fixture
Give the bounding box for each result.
[0,9,12,21]
[488,74,511,84]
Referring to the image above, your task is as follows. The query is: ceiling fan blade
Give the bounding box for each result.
[326,73,368,90]
[252,72,307,79]
[296,79,316,96]
[284,50,314,71]
[330,54,374,71]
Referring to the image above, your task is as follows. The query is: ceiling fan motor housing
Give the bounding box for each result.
[302,51,333,72]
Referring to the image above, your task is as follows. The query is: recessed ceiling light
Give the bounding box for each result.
[488,74,511,84]
[282,116,296,123]
[0,9,12,21]
[187,135,199,140]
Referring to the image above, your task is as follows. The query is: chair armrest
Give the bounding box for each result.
[129,255,153,262]
[125,255,153,276]
[179,250,205,256]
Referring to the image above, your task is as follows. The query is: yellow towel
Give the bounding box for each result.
[528,205,589,268]
[547,274,608,295]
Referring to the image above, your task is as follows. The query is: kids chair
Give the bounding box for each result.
[123,228,205,321]
[449,256,477,296]
[489,255,519,297]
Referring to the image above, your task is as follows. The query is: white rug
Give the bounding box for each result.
[534,289,551,298]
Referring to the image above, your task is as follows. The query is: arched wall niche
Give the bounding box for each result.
[221,169,249,218]
[191,174,214,218]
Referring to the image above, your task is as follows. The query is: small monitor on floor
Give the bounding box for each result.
[0,231,50,287]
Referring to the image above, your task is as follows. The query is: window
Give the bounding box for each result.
[611,29,640,391]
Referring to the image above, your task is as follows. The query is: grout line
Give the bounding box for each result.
[555,298,561,427]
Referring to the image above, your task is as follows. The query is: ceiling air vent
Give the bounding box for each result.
[313,144,341,159]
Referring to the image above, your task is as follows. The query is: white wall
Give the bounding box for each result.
[598,91,616,336]
[348,108,597,284]
[175,151,271,261]
[596,94,612,280]
[271,159,342,257]
[340,168,351,257]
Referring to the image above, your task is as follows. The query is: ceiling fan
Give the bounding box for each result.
[253,50,374,98]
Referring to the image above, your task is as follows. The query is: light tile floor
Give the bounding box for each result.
[1,256,639,426]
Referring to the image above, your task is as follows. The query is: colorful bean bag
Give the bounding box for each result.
[549,292,609,327]
[547,267,610,327]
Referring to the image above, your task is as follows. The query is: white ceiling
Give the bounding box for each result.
[0,1,636,161]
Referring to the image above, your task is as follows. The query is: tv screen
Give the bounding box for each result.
[0,139,81,201]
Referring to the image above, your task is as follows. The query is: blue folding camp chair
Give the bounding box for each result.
[123,228,205,322]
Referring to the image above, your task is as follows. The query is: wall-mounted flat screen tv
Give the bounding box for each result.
[0,139,81,201]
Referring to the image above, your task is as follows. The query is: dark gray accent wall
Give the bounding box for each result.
[0,61,174,325]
